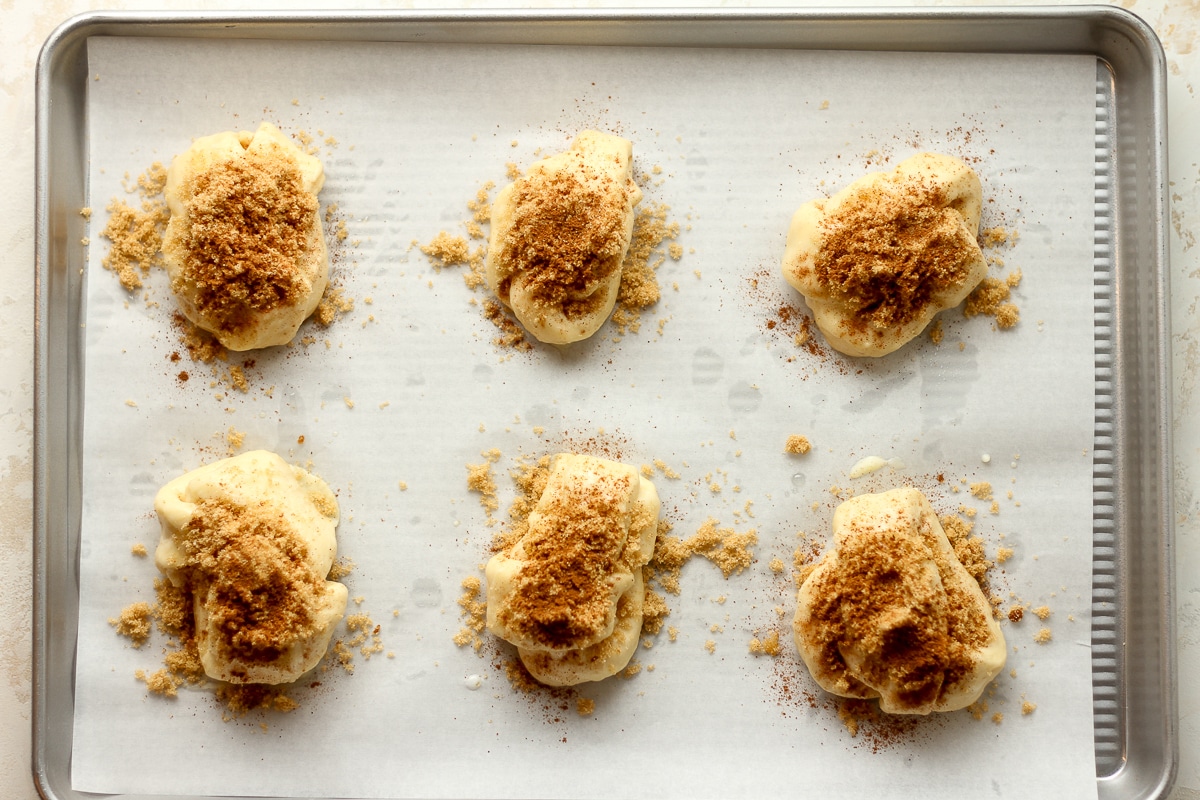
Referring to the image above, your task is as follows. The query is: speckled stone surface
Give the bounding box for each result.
[3,1,1197,798]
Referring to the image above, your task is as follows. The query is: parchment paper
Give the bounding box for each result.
[72,35,1101,800]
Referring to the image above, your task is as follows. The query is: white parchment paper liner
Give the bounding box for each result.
[71,36,1100,800]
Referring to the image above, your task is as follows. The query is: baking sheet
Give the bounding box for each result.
[70,35,1100,799]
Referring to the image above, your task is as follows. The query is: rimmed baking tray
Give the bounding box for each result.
[34,7,1173,800]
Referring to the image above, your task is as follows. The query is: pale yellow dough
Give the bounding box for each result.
[154,450,347,685]
[485,453,659,685]
[781,152,987,357]
[486,131,643,344]
[793,487,1005,714]
[163,121,329,351]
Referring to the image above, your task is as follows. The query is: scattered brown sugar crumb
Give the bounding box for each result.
[100,165,170,291]
[111,602,153,647]
[314,285,354,328]
[784,435,812,455]
[466,450,501,524]
[327,557,354,581]
[165,148,317,336]
[216,683,296,717]
[1033,605,1051,620]
[652,459,680,479]
[482,299,532,351]
[748,629,782,657]
[328,639,355,674]
[1034,628,1052,643]
[225,426,245,451]
[453,576,487,652]
[966,700,988,721]
[612,202,678,336]
[996,546,1014,564]
[163,646,204,684]
[938,514,991,589]
[131,543,148,557]
[620,660,643,679]
[650,518,757,594]
[992,712,1004,724]
[641,586,670,635]
[345,613,385,659]
[964,273,1020,329]
[175,313,225,364]
[228,366,248,393]
[980,226,1019,248]
[704,639,716,654]
[421,231,471,267]
[1022,701,1037,715]
[502,656,543,693]
[928,317,944,344]
[576,697,595,716]
[769,557,785,573]
[1008,606,1025,622]
[136,668,183,697]
[969,481,993,501]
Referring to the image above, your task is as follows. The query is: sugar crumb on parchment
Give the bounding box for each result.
[99,164,169,291]
[748,629,782,657]
[110,602,153,647]
[969,481,992,501]
[784,435,811,455]
[964,271,1021,329]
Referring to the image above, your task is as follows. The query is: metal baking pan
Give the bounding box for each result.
[33,7,1173,800]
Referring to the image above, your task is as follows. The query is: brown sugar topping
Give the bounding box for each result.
[498,469,636,650]
[176,498,325,667]
[494,163,628,323]
[171,148,317,334]
[815,179,977,332]
[802,512,992,712]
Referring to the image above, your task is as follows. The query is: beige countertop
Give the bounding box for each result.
[3,1,1197,798]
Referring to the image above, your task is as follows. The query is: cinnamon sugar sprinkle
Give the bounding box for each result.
[495,466,637,651]
[168,148,317,335]
[815,180,977,333]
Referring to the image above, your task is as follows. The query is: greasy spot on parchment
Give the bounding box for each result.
[0,454,33,700]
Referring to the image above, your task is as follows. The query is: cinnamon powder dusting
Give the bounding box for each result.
[170,149,317,335]
[815,181,978,334]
